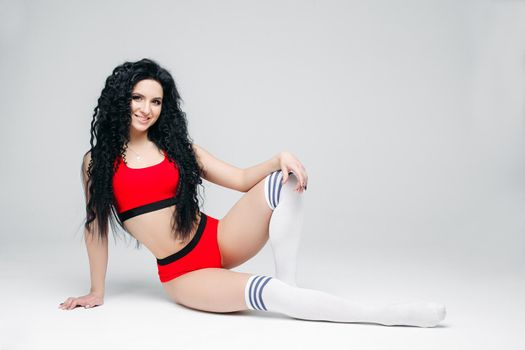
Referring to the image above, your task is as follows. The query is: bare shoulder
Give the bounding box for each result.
[82,150,92,175]
[192,143,202,154]
[83,150,92,162]
[191,143,205,167]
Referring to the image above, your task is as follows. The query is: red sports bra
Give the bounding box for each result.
[112,150,180,222]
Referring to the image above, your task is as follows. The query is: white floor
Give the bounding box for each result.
[1,239,523,350]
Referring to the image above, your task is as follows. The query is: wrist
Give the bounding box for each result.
[273,152,281,170]
[90,288,105,297]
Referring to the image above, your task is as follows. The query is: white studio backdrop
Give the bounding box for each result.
[0,0,523,279]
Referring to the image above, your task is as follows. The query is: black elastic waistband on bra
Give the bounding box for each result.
[117,197,178,222]
[156,213,208,266]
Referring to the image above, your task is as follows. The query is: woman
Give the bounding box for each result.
[59,58,446,327]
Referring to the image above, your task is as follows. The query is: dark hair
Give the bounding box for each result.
[83,58,204,244]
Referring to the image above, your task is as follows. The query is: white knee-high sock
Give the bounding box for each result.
[264,171,304,286]
[244,275,447,327]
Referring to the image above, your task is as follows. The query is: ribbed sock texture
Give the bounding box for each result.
[244,275,273,311]
[264,171,304,286]
[244,276,446,327]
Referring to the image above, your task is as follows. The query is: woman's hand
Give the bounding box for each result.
[58,292,104,310]
[277,151,308,192]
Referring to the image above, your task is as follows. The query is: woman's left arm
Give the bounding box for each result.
[244,151,308,193]
[192,144,308,193]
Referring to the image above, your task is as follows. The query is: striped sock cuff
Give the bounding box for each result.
[264,170,295,210]
[264,171,283,210]
[244,275,273,311]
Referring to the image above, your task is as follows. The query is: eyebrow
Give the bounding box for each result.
[132,93,163,100]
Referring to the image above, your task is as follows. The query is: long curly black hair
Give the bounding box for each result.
[83,58,204,244]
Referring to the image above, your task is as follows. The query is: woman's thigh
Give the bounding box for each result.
[162,268,252,312]
[217,177,272,269]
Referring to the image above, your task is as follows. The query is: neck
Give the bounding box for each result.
[128,128,150,146]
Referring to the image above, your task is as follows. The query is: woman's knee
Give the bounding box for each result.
[264,170,303,210]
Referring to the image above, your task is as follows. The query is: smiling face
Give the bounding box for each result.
[129,79,163,133]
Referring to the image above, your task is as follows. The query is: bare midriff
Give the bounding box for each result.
[122,205,201,260]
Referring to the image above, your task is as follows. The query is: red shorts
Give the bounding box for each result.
[156,213,223,283]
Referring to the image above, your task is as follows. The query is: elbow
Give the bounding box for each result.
[239,170,250,193]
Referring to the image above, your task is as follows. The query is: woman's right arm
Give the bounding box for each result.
[84,224,108,298]
[59,151,107,310]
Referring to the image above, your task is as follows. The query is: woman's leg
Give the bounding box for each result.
[176,171,445,326]
[264,170,304,285]
[245,275,446,327]
[163,269,446,327]
[162,268,251,312]
[216,177,273,269]
[218,170,304,285]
